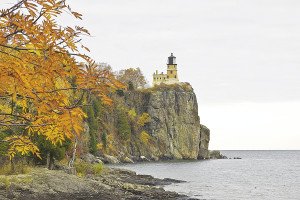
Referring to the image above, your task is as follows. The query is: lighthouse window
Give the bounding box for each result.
[170,71,173,74]
[175,75,177,78]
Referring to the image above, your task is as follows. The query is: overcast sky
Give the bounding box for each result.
[4,0,300,149]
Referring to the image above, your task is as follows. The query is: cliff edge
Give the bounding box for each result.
[123,83,209,160]
[93,83,210,162]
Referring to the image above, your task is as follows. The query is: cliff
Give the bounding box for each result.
[198,125,210,159]
[87,83,210,162]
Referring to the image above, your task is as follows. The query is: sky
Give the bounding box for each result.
[3,0,300,149]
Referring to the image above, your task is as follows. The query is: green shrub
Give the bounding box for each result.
[0,162,32,175]
[116,89,124,96]
[33,135,71,168]
[0,176,10,188]
[75,161,103,176]
[92,163,103,174]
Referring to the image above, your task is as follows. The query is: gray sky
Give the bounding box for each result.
[4,0,300,149]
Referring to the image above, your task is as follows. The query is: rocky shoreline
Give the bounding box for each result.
[88,149,229,165]
[0,167,195,200]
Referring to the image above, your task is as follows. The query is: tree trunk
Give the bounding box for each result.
[68,136,78,169]
[47,152,55,170]
[46,152,50,168]
[10,158,15,173]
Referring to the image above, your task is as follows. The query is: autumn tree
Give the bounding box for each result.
[116,68,147,89]
[0,0,123,168]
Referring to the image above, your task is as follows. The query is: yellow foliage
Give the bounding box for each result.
[137,113,151,127]
[96,143,104,151]
[4,136,40,160]
[0,1,124,160]
[127,109,137,121]
[97,133,116,154]
[139,131,151,144]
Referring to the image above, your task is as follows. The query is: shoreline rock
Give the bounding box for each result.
[0,167,191,200]
[209,150,228,159]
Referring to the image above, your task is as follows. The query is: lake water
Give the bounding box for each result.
[113,151,300,200]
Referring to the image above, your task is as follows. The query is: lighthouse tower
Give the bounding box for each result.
[166,53,179,84]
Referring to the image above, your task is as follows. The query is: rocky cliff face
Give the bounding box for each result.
[122,83,210,160]
[198,125,210,159]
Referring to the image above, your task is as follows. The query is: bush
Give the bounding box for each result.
[137,113,151,127]
[33,135,71,168]
[74,161,103,176]
[92,163,103,174]
[139,131,151,144]
[116,89,124,96]
[0,162,32,175]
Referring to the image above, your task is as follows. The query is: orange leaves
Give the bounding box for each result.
[28,107,86,146]
[5,135,41,160]
[24,1,38,17]
[0,0,123,160]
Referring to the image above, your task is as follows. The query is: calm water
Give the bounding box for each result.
[113,151,300,200]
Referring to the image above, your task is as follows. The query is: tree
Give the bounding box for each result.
[117,68,147,89]
[33,134,71,170]
[116,108,131,140]
[0,0,124,166]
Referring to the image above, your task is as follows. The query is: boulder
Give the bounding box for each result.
[122,157,134,163]
[140,156,150,162]
[81,153,104,164]
[209,150,227,159]
[103,154,120,164]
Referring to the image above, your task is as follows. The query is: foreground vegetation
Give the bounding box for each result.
[0,0,125,171]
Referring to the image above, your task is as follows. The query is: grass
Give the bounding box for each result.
[0,176,10,188]
[0,162,32,175]
[74,160,103,177]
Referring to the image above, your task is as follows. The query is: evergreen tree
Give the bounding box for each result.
[116,108,131,140]
[101,132,107,149]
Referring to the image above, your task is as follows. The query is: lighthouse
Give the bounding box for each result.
[153,53,180,86]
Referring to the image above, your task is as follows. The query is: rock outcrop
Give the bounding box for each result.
[122,83,210,160]
[0,168,188,200]
[198,125,210,159]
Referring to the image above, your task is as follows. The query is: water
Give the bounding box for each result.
[113,151,300,200]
